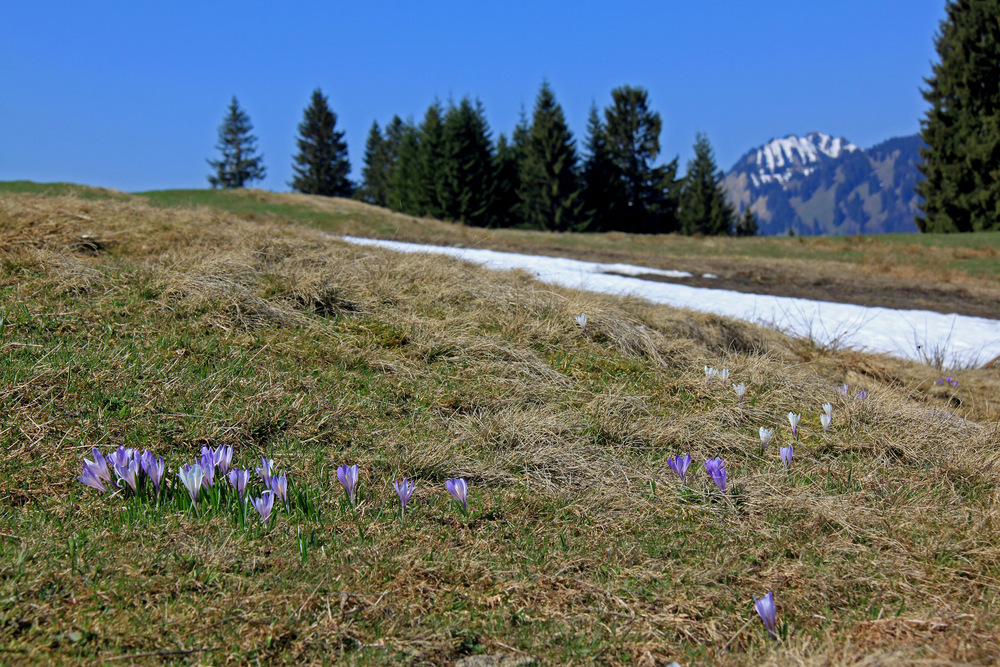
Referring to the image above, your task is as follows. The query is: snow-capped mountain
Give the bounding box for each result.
[743,132,859,187]
[724,133,924,235]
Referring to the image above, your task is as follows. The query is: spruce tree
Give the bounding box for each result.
[916,0,1000,232]
[601,86,679,234]
[580,104,618,232]
[360,121,389,206]
[492,133,522,228]
[516,82,583,231]
[290,89,352,197]
[678,133,734,236]
[439,98,495,226]
[735,206,759,237]
[207,96,266,189]
[389,120,421,214]
[415,101,447,219]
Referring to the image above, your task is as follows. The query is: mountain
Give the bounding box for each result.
[723,132,924,235]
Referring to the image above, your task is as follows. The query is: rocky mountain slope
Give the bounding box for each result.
[723,132,924,235]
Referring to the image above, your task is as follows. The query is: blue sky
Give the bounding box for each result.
[1,1,946,193]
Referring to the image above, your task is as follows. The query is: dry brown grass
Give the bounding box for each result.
[2,192,1000,665]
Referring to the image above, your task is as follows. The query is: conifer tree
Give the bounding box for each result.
[601,86,679,234]
[207,96,266,189]
[290,89,352,197]
[580,104,619,232]
[517,82,583,231]
[439,98,495,226]
[492,133,522,228]
[678,133,734,236]
[389,120,421,214]
[415,101,447,219]
[735,205,759,237]
[360,121,389,206]
[916,0,1000,232]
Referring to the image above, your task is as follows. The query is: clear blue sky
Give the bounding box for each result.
[1,1,946,193]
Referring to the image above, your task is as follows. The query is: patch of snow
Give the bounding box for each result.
[340,237,999,368]
[702,273,718,279]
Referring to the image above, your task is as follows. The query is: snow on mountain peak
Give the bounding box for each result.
[746,132,858,187]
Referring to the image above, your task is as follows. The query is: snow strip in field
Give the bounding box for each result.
[341,237,1000,368]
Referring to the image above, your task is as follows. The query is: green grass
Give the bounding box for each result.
[1,186,999,664]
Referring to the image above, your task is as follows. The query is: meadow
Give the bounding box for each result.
[1,184,999,665]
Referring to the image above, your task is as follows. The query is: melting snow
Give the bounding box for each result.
[341,237,999,368]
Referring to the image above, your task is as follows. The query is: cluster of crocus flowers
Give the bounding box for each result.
[703,366,731,385]
[936,376,959,387]
[77,446,165,498]
[78,444,291,526]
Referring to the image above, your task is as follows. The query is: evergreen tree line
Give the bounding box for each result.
[208,84,755,235]
[359,83,749,235]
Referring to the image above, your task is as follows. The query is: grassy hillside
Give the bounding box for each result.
[1,186,999,664]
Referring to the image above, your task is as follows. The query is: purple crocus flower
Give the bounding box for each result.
[445,477,469,515]
[114,459,140,494]
[141,451,165,497]
[256,457,274,487]
[759,427,774,453]
[212,445,233,476]
[820,413,832,433]
[837,383,849,396]
[251,490,275,523]
[667,454,691,483]
[337,464,359,507]
[269,472,288,511]
[106,446,127,469]
[77,460,107,492]
[704,457,727,493]
[780,445,793,470]
[199,450,216,488]
[178,463,204,508]
[787,412,800,438]
[856,390,868,400]
[754,591,778,640]
[228,468,250,502]
[87,448,112,483]
[393,478,416,517]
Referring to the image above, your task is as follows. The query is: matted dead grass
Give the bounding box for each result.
[2,192,1000,665]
